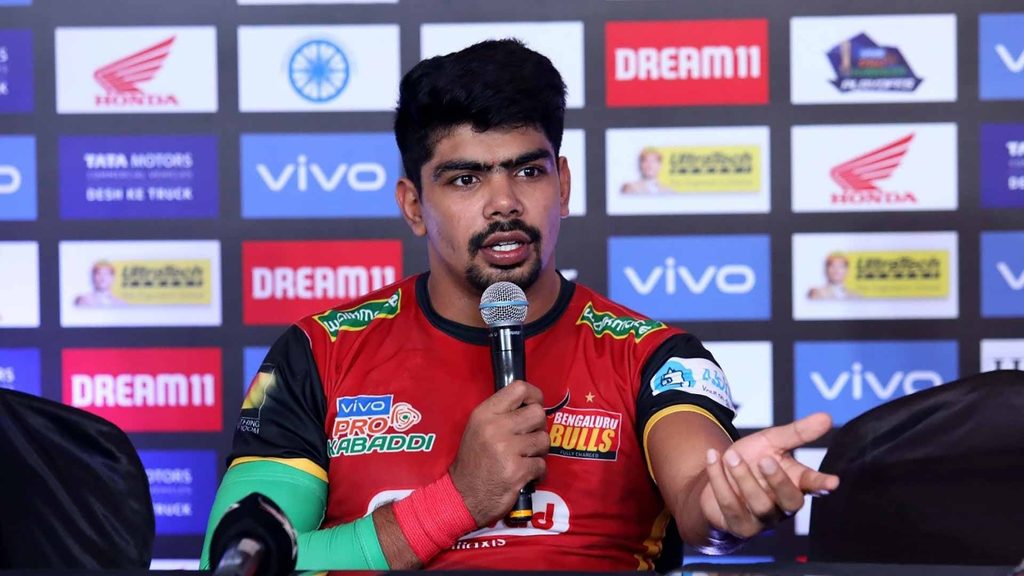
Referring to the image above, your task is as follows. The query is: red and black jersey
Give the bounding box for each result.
[232,273,738,570]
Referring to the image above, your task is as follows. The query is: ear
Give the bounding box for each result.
[558,156,572,219]
[396,177,426,237]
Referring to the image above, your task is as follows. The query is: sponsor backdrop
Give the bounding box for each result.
[1,0,1022,565]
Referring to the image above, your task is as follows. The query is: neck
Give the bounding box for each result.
[426,267,563,328]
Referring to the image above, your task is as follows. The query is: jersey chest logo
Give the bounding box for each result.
[547,406,623,461]
[327,394,436,457]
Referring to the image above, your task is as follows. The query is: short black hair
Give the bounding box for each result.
[394,39,567,193]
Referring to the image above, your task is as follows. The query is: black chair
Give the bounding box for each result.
[809,370,1024,565]
[0,388,154,568]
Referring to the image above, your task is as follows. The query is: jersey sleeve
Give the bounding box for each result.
[636,333,740,443]
[229,324,330,476]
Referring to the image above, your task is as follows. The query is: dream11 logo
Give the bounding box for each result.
[606,19,768,107]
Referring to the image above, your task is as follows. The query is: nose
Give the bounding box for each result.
[483,172,523,219]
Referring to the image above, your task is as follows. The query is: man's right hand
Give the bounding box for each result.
[448,380,549,528]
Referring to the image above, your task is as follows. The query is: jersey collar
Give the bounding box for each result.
[416,272,576,346]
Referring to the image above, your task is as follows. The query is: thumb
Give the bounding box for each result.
[762,412,832,451]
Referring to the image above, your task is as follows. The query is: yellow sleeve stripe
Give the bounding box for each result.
[642,404,730,480]
[229,456,328,483]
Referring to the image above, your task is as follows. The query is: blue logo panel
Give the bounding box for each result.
[241,133,400,219]
[138,450,217,535]
[0,1,32,5]
[980,13,1024,100]
[243,346,270,394]
[980,124,1024,208]
[59,135,219,220]
[795,341,958,426]
[0,347,41,396]
[0,135,36,220]
[0,29,34,113]
[608,235,771,321]
[982,231,1024,317]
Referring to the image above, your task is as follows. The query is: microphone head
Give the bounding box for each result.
[479,282,529,328]
[209,492,297,576]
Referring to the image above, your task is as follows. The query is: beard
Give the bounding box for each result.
[465,219,543,293]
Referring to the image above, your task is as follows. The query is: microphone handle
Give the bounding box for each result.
[213,537,264,576]
[490,325,526,391]
[488,325,534,525]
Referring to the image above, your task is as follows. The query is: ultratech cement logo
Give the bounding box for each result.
[314,289,400,341]
[328,394,433,457]
[548,407,622,461]
[242,240,401,325]
[830,134,915,205]
[576,302,665,342]
[606,19,768,107]
[842,250,950,299]
[62,347,222,432]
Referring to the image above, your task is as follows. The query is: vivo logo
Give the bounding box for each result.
[997,262,1024,291]
[0,165,21,195]
[995,44,1024,73]
[256,155,386,192]
[811,362,943,401]
[336,395,391,417]
[624,258,755,295]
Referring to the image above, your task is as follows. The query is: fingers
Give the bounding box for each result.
[722,450,776,520]
[509,402,547,434]
[488,380,544,413]
[758,457,804,514]
[519,429,551,458]
[762,412,832,451]
[706,449,761,538]
[795,464,841,494]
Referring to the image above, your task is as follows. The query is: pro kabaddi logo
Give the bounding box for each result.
[576,302,665,342]
[328,394,434,457]
[93,36,179,107]
[827,33,922,93]
[314,289,400,341]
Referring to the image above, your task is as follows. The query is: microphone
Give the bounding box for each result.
[209,493,297,576]
[479,281,533,525]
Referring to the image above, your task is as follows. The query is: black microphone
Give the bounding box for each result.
[480,281,533,525]
[209,493,297,576]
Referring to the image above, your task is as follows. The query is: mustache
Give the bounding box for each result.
[468,219,542,255]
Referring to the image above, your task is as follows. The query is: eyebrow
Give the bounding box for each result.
[431,148,554,182]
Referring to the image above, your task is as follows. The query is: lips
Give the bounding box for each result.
[480,231,533,267]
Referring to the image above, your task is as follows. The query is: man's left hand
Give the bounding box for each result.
[698,412,840,539]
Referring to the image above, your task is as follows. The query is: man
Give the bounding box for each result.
[808,252,860,300]
[201,40,838,570]
[74,260,124,307]
[621,147,671,194]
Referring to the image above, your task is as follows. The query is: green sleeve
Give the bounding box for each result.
[199,460,389,571]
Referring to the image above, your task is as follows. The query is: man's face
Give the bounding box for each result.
[409,125,570,294]
[826,257,848,285]
[93,265,115,291]
[639,151,661,180]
